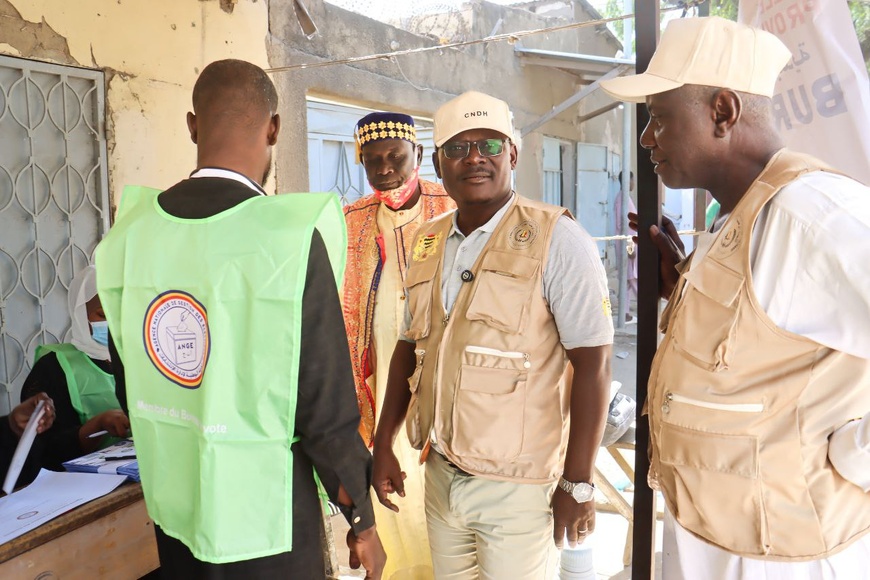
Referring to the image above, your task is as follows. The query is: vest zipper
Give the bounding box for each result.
[408,349,426,445]
[662,392,764,415]
[465,345,531,369]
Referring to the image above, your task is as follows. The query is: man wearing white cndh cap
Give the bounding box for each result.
[371,91,614,578]
[601,16,870,578]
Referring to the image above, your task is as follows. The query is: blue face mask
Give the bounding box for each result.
[91,321,109,346]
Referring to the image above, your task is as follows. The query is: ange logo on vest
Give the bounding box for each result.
[143,290,210,389]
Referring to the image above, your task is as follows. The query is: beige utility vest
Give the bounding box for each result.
[650,149,870,560]
[403,196,570,483]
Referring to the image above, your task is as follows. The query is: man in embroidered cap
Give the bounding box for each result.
[600,16,870,578]
[371,91,614,578]
[342,112,453,579]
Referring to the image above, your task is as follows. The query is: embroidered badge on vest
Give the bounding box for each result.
[508,219,540,250]
[144,291,211,389]
[413,232,442,261]
[720,217,742,256]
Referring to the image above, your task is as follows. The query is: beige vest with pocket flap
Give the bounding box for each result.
[403,195,571,483]
[650,149,870,560]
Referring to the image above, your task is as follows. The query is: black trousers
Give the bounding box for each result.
[153,450,327,579]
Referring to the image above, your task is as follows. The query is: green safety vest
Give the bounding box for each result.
[35,343,119,424]
[95,185,346,564]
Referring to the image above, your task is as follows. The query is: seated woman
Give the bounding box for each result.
[21,266,129,474]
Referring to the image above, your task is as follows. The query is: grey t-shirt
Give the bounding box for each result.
[401,195,614,349]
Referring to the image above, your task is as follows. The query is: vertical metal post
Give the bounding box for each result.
[616,192,626,330]
[632,2,660,579]
[693,2,711,235]
[617,0,635,330]
[617,105,632,328]
[616,0,634,328]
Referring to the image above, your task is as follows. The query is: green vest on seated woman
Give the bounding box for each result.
[35,343,119,424]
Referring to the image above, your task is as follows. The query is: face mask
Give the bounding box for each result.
[373,165,420,210]
[91,320,109,347]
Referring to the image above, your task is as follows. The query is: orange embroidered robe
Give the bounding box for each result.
[342,180,454,445]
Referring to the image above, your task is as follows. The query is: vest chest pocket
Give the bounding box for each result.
[404,259,439,341]
[465,251,539,335]
[451,346,530,461]
[670,258,743,372]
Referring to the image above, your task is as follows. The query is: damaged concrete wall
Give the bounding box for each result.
[0,0,270,210]
[1,0,627,206]
[268,0,624,198]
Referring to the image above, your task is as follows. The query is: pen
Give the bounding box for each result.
[87,429,133,439]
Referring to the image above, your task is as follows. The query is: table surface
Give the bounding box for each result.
[0,481,145,563]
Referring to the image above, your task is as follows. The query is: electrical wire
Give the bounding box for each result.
[265,7,688,74]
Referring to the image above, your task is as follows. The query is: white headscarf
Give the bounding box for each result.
[68,265,109,361]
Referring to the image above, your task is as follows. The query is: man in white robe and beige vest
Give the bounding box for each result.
[370,91,615,578]
[601,17,870,579]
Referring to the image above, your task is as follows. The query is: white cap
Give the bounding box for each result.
[433,91,516,146]
[600,17,791,103]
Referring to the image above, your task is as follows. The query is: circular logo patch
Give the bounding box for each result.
[719,217,742,256]
[143,291,210,389]
[508,220,539,250]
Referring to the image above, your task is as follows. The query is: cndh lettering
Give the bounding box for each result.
[464,111,488,118]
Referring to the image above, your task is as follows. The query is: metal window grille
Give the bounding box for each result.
[0,55,110,414]
[307,137,367,205]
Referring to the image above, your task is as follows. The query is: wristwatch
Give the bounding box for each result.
[558,477,595,503]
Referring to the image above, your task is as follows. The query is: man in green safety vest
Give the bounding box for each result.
[97,59,385,578]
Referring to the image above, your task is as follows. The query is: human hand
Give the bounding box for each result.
[552,487,596,549]
[627,211,640,243]
[97,409,131,436]
[81,409,130,440]
[10,393,56,437]
[650,214,686,299]
[371,444,407,512]
[347,526,386,580]
[628,211,686,299]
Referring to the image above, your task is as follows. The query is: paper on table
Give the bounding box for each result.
[0,469,126,545]
[2,400,45,495]
[63,439,140,482]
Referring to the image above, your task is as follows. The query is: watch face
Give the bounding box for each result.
[572,483,594,502]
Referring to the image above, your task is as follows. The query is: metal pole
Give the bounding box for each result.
[616,107,631,329]
[520,66,627,137]
[632,1,660,579]
[575,102,622,125]
[617,0,635,330]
